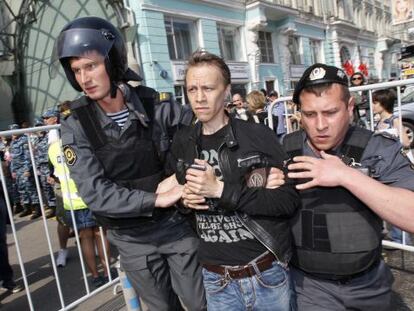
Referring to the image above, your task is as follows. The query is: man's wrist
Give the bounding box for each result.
[214,180,224,198]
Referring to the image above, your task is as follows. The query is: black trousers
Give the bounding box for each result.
[0,192,13,282]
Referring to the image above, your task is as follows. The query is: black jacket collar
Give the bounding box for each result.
[188,115,239,149]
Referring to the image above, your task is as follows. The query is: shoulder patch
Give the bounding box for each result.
[61,109,71,119]
[373,131,398,141]
[63,145,77,166]
[159,92,171,102]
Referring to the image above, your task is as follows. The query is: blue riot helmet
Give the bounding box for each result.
[50,17,142,97]
[8,124,19,130]
[34,117,44,127]
[42,108,60,119]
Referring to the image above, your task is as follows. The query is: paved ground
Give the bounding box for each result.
[1,216,413,310]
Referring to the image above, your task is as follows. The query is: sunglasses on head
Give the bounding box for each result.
[352,77,363,81]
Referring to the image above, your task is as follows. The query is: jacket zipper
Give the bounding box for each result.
[217,141,286,267]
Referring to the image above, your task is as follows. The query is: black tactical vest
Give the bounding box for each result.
[284,127,383,278]
[70,90,168,229]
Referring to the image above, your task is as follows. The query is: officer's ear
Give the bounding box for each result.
[347,96,355,117]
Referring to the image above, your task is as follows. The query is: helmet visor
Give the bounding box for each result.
[49,28,115,78]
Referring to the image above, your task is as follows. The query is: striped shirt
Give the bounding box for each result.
[107,109,129,128]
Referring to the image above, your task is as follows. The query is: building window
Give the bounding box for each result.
[258,31,274,63]
[217,25,237,61]
[174,85,188,105]
[309,39,322,64]
[288,36,302,65]
[165,16,194,60]
[340,46,351,64]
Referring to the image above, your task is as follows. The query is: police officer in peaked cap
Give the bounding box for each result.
[51,17,205,310]
[280,63,414,310]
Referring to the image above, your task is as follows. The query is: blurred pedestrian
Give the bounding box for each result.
[8,124,40,219]
[267,90,286,141]
[231,93,249,120]
[48,136,112,287]
[33,117,56,218]
[43,107,72,267]
[246,90,278,131]
[0,190,22,293]
[373,89,413,245]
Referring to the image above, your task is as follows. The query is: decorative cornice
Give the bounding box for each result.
[141,3,243,26]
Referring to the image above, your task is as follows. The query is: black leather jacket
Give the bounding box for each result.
[171,117,300,264]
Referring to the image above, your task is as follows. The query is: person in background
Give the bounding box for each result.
[48,132,112,287]
[43,107,72,268]
[267,90,286,141]
[350,72,369,128]
[284,63,414,311]
[8,124,41,219]
[246,90,278,131]
[372,89,413,245]
[33,117,56,218]
[0,188,23,294]
[231,93,249,121]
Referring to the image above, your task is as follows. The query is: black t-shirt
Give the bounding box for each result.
[196,125,266,265]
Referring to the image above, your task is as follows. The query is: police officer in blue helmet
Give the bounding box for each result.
[282,63,414,310]
[42,108,60,120]
[8,123,40,219]
[33,113,57,218]
[51,17,205,309]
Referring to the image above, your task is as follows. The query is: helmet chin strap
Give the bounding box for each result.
[110,81,117,98]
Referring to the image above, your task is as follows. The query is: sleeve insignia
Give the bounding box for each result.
[63,145,77,166]
[159,92,171,102]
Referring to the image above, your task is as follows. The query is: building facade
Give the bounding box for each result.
[0,0,409,127]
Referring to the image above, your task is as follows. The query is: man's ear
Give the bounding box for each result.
[225,85,231,98]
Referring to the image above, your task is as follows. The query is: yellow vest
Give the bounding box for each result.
[48,141,86,210]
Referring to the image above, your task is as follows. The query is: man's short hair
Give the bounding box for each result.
[301,83,351,107]
[186,49,231,86]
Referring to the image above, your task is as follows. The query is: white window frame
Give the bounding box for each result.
[309,39,322,64]
[165,16,195,61]
[258,31,275,64]
[288,36,303,65]
[217,24,241,61]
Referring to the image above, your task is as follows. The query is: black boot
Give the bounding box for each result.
[19,204,32,217]
[29,204,41,220]
[13,202,23,214]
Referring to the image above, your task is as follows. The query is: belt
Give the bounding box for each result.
[303,260,381,284]
[202,252,275,280]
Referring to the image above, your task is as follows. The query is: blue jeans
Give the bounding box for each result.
[202,261,295,311]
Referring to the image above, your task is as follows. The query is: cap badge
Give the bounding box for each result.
[309,67,326,80]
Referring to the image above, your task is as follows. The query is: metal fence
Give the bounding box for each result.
[2,78,414,310]
[0,125,118,311]
[268,77,414,253]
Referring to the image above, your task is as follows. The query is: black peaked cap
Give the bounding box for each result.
[292,63,349,104]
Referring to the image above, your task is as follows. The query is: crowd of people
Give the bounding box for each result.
[0,105,115,292]
[1,16,414,310]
